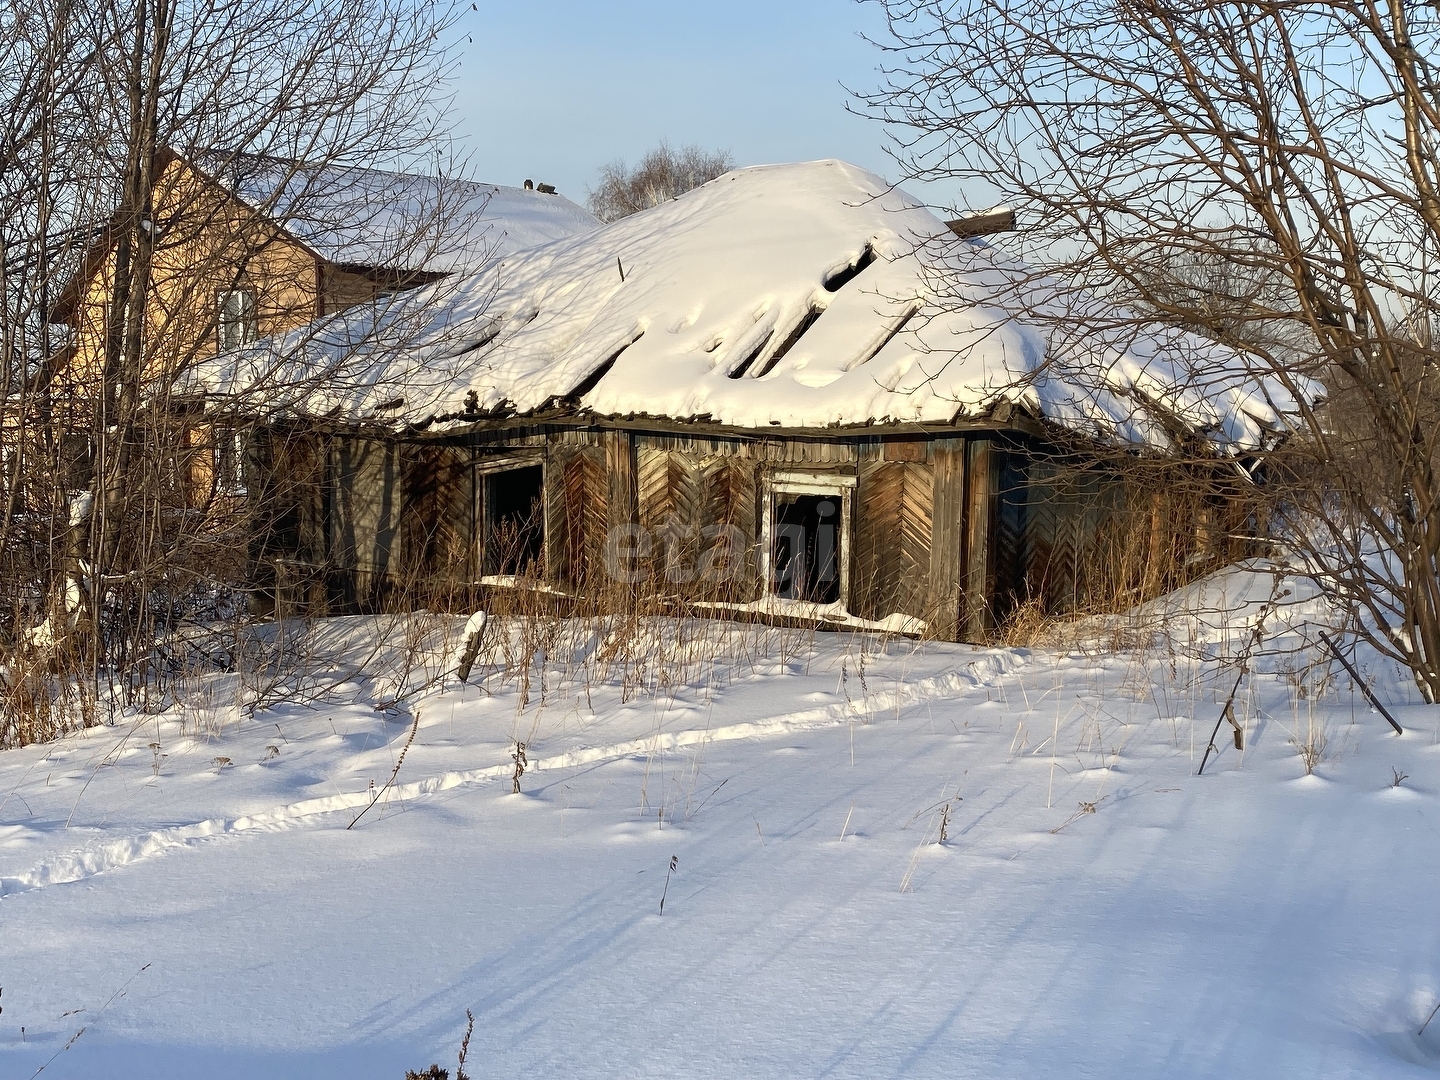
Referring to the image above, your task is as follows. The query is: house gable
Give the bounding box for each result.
[48,152,326,412]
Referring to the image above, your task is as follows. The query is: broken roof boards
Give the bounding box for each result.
[197,160,1306,453]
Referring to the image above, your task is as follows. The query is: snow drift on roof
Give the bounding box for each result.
[195,160,1310,451]
[199,152,598,274]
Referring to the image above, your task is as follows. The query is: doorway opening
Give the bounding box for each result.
[483,464,544,576]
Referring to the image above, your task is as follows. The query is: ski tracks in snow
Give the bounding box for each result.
[0,650,1025,899]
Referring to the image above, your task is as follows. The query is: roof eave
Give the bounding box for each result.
[407,407,1044,443]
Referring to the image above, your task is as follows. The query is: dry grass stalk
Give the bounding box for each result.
[510,739,528,794]
[1290,721,1329,776]
[348,709,421,829]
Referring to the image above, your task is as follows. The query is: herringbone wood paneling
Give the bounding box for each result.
[562,448,609,592]
[701,457,759,599]
[637,448,703,533]
[401,445,472,590]
[991,451,1029,625]
[1015,462,1114,615]
[855,461,932,620]
[636,448,705,587]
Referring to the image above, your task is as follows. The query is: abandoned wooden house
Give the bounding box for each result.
[192,160,1302,640]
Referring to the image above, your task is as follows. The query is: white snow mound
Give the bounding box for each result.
[195,160,1310,450]
[199,151,599,274]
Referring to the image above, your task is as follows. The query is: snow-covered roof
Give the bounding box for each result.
[199,152,598,274]
[195,160,1309,451]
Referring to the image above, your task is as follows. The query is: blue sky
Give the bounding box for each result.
[449,1,938,208]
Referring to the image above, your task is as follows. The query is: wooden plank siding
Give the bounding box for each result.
[246,427,328,614]
[560,445,610,591]
[928,440,967,640]
[703,456,761,601]
[636,444,705,535]
[328,437,404,610]
[254,425,979,634]
[603,429,636,532]
[248,419,1236,642]
[963,436,995,639]
[852,458,933,624]
[401,442,472,596]
[991,441,1126,619]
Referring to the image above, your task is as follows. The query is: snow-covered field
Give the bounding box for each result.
[3,562,1440,1079]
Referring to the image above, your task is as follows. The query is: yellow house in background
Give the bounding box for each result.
[43,147,597,494]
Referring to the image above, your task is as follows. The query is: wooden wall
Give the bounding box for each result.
[252,421,1218,641]
[852,437,968,638]
[253,423,985,635]
[985,435,1249,623]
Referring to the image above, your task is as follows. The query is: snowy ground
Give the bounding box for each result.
[3,561,1440,1079]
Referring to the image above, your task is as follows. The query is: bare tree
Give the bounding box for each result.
[587,141,733,223]
[860,0,1440,700]
[0,0,466,743]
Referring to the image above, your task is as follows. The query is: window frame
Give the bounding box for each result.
[473,453,547,581]
[759,469,856,607]
[215,287,259,353]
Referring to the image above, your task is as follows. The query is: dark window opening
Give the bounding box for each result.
[752,305,823,379]
[484,465,544,576]
[771,492,842,604]
[823,244,877,292]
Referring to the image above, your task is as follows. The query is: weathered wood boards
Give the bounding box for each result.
[248,421,1224,641]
